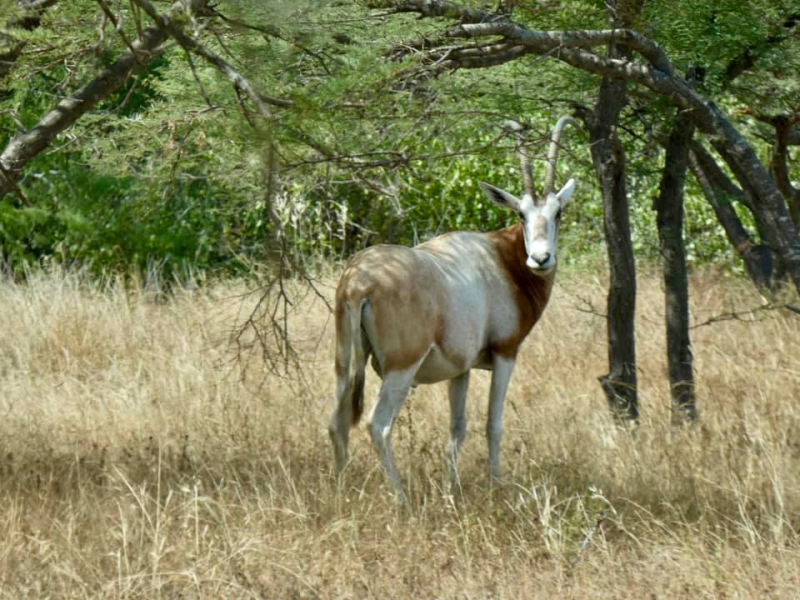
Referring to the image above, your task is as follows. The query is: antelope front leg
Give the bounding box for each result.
[487,357,515,482]
[447,371,470,486]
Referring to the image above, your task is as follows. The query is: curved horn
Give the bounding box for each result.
[542,116,581,197]
[504,120,535,198]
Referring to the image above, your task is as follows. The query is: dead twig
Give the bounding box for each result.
[691,302,800,329]
[570,294,607,319]
[93,0,147,64]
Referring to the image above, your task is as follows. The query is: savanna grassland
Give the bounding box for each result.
[0,268,799,599]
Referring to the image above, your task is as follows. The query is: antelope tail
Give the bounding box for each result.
[339,300,368,426]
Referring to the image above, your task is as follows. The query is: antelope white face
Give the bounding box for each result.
[479,179,575,274]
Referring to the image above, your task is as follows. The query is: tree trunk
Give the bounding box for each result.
[586,77,638,422]
[688,147,774,292]
[695,114,800,292]
[770,118,800,230]
[709,140,793,286]
[586,2,641,422]
[654,111,697,424]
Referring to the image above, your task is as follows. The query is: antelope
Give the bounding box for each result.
[329,117,580,502]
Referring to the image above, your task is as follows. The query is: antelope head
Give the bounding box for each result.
[479,117,579,274]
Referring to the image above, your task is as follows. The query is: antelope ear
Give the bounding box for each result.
[479,182,521,212]
[556,179,575,207]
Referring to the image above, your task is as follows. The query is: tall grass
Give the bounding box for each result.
[0,268,798,598]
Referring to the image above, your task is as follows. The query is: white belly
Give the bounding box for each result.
[412,344,494,385]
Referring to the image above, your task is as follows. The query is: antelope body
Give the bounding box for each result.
[329,117,580,501]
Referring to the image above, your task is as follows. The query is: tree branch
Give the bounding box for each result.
[691,302,799,329]
[769,117,800,228]
[0,1,178,200]
[368,0,500,24]
[689,140,747,205]
[130,0,293,119]
[688,146,775,292]
[0,0,60,83]
[93,0,144,62]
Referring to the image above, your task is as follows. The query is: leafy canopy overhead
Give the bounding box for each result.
[0,0,797,276]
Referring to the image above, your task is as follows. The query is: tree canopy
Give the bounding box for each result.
[0,0,798,280]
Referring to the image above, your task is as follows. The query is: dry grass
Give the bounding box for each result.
[0,267,799,598]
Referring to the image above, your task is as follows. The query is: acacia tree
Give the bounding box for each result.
[366,0,800,420]
[366,0,800,285]
[3,0,543,370]
[1,0,798,402]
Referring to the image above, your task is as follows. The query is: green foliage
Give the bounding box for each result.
[0,148,260,278]
[1,0,796,279]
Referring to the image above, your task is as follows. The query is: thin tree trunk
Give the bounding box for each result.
[770,118,800,230]
[688,148,774,292]
[586,1,641,422]
[654,110,696,424]
[710,140,792,286]
[587,77,638,422]
[702,125,800,291]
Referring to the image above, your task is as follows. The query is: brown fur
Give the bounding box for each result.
[336,245,448,375]
[488,224,555,359]
[333,283,370,426]
[334,224,555,385]
[351,365,365,426]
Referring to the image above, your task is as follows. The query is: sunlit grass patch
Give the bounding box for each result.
[0,268,798,598]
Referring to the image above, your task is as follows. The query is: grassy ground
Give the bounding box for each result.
[0,268,798,598]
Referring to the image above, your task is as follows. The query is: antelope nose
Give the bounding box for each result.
[529,252,551,267]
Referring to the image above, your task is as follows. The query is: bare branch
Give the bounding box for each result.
[439,43,530,69]
[691,302,799,329]
[93,0,143,62]
[184,48,216,110]
[570,294,607,319]
[373,1,672,72]
[446,21,513,39]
